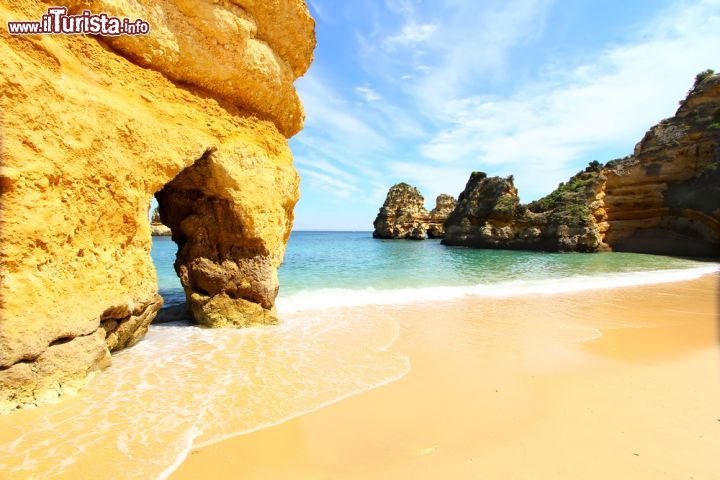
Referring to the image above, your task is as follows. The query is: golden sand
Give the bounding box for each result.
[1,275,717,479]
[172,274,720,480]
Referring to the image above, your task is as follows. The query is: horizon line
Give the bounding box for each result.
[291,229,373,232]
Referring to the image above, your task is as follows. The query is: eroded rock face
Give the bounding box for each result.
[155,150,281,327]
[0,0,314,413]
[150,208,171,236]
[443,73,719,255]
[442,170,606,252]
[62,0,314,137]
[373,183,456,239]
[603,73,720,257]
[428,194,458,238]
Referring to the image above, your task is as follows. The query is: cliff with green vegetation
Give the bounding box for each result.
[444,72,719,256]
[443,164,607,252]
[602,70,720,257]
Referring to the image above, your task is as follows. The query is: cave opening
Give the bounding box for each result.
[146,148,281,328]
[147,151,211,325]
[148,203,185,323]
[149,148,222,325]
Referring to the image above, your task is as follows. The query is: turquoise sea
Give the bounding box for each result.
[151,231,718,312]
[4,233,717,480]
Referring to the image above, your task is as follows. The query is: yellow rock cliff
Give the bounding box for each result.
[0,0,315,413]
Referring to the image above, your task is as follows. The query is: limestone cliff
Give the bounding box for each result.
[0,0,315,413]
[602,72,720,257]
[150,224,172,237]
[373,183,456,239]
[444,72,719,256]
[442,168,606,252]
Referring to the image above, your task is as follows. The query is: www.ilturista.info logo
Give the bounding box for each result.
[7,7,150,36]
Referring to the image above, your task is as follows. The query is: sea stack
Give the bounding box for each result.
[443,168,606,252]
[0,1,316,413]
[150,208,171,236]
[428,194,458,238]
[373,183,457,239]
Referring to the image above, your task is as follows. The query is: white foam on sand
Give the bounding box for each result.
[0,312,410,480]
[2,264,716,479]
[276,265,720,313]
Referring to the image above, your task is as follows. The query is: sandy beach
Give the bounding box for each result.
[172,274,720,480]
[3,2,719,480]
[1,274,718,479]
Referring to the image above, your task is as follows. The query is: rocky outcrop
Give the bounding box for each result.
[373,183,428,239]
[373,183,456,239]
[444,72,719,256]
[0,0,315,413]
[150,208,171,236]
[443,167,607,252]
[602,72,720,257]
[150,224,172,237]
[155,150,284,328]
[428,194,458,238]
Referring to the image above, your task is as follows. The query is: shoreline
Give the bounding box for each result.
[172,273,719,480]
[1,273,717,480]
[154,319,411,480]
[276,264,719,313]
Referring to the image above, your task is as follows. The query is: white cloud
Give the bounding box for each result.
[384,21,437,49]
[384,0,417,16]
[299,169,359,198]
[295,157,358,184]
[355,86,382,102]
[409,0,552,113]
[416,0,720,199]
[296,74,389,153]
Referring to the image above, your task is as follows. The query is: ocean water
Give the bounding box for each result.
[3,232,717,480]
[1,305,408,480]
[152,231,718,312]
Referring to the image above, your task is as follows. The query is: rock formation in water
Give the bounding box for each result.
[373,183,457,239]
[150,224,172,237]
[443,167,607,252]
[0,0,315,413]
[444,72,719,255]
[428,194,458,238]
[373,183,427,239]
[150,208,171,236]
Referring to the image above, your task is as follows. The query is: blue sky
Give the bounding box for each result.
[290,0,720,231]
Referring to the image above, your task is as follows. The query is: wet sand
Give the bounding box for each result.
[1,274,717,479]
[172,274,720,480]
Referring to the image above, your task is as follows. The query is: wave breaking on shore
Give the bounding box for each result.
[0,312,409,480]
[276,265,720,313]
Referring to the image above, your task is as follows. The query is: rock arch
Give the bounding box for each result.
[0,0,312,413]
[155,148,284,328]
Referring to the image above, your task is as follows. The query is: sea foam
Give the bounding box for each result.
[0,311,410,480]
[2,263,717,479]
[276,265,720,313]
